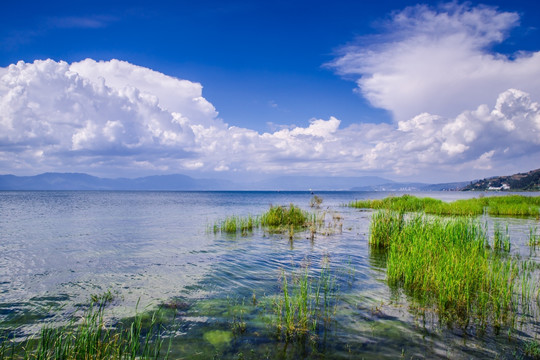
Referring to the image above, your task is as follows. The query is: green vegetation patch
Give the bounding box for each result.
[271,261,338,340]
[260,204,310,228]
[214,215,260,235]
[203,329,233,348]
[0,299,168,360]
[213,204,315,235]
[369,210,536,330]
[350,194,540,217]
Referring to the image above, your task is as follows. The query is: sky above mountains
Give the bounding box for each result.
[1,0,540,182]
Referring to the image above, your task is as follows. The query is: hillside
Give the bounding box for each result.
[462,168,540,191]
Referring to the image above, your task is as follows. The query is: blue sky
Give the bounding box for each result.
[1,0,540,182]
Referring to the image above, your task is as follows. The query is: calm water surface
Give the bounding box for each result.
[1,191,539,359]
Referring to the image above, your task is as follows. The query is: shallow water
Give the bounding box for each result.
[1,190,539,358]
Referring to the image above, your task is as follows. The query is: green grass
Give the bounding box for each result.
[529,226,540,247]
[350,194,540,217]
[272,260,338,340]
[260,204,309,228]
[493,222,511,252]
[213,204,315,236]
[524,340,540,359]
[369,210,535,330]
[0,299,168,360]
[214,215,260,235]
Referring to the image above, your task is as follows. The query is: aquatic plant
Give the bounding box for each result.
[524,340,540,359]
[260,204,309,228]
[212,204,316,236]
[90,289,116,305]
[493,222,511,253]
[309,195,323,209]
[369,211,532,330]
[0,299,168,360]
[214,215,259,235]
[272,260,338,340]
[487,195,540,217]
[350,194,540,217]
[529,226,540,247]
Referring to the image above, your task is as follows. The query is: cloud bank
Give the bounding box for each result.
[330,2,540,123]
[1,59,539,181]
[1,3,539,181]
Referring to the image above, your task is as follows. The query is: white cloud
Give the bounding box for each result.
[0,59,202,175]
[330,2,540,123]
[1,58,539,181]
[70,59,220,128]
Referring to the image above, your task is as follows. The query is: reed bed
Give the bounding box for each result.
[0,300,168,360]
[260,204,310,228]
[369,210,535,330]
[213,204,315,235]
[350,194,540,217]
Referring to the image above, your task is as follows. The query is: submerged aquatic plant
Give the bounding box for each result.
[369,211,534,330]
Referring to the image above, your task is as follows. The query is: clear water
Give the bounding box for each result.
[1,191,539,359]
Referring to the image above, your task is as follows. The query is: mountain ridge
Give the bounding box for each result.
[0,173,393,191]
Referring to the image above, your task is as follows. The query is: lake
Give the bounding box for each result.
[1,191,539,359]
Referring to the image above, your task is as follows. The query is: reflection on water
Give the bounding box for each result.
[1,190,539,358]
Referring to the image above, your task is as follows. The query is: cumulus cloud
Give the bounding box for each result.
[330,2,540,122]
[0,59,208,175]
[1,58,539,181]
[70,59,219,127]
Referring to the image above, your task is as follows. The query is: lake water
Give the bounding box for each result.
[1,191,539,359]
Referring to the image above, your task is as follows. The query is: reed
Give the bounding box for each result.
[260,204,309,228]
[529,226,540,247]
[214,215,259,235]
[272,261,337,340]
[212,204,315,235]
[0,299,168,360]
[350,195,540,217]
[370,210,530,330]
[524,340,540,359]
[493,222,511,252]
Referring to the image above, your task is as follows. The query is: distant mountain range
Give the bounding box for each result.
[0,173,235,191]
[0,173,397,191]
[1,170,536,191]
[462,168,540,191]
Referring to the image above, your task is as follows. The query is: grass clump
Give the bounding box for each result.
[272,260,338,340]
[369,210,530,330]
[212,204,316,237]
[309,195,323,209]
[260,204,309,228]
[350,194,540,217]
[0,299,168,360]
[524,340,540,359]
[214,215,259,235]
[529,226,540,247]
[493,222,511,252]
